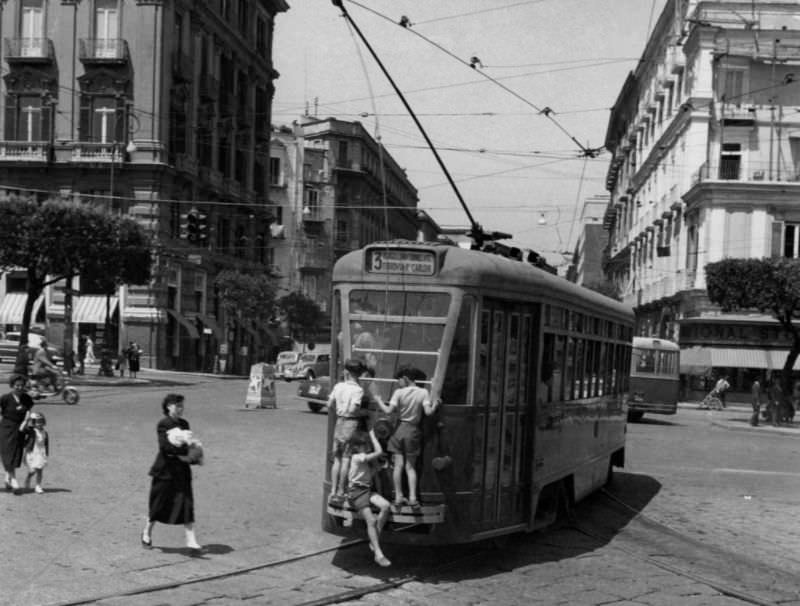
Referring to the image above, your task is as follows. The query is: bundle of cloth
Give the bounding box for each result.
[166,427,204,465]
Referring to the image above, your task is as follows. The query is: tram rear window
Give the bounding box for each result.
[350,290,450,317]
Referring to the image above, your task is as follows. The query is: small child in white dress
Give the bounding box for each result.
[24,411,49,494]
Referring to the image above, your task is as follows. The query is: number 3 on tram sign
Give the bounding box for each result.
[367,248,436,276]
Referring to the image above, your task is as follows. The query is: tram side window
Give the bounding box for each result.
[441,297,473,405]
[564,337,576,400]
[541,333,555,403]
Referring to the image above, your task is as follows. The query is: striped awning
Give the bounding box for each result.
[0,293,43,325]
[73,295,118,324]
[166,309,199,339]
[681,346,800,372]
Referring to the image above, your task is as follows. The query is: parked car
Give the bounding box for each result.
[285,352,331,381]
[274,351,301,381]
[0,332,63,366]
[297,376,331,413]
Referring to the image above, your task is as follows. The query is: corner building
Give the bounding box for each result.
[603,0,800,398]
[0,0,288,372]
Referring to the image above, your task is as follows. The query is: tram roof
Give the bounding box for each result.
[333,241,634,324]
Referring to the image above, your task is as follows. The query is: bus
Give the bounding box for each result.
[626,336,680,422]
[322,240,634,545]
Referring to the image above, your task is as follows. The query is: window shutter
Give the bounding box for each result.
[771,221,784,258]
[114,98,125,143]
[79,96,91,141]
[40,102,52,142]
[4,95,17,141]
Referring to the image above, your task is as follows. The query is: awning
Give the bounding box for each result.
[681,346,800,372]
[166,309,199,339]
[73,295,118,324]
[0,293,43,325]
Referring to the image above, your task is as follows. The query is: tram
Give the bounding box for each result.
[322,240,634,545]
[626,336,680,422]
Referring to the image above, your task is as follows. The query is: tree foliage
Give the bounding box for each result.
[0,196,153,372]
[706,257,800,393]
[214,269,277,324]
[278,291,324,347]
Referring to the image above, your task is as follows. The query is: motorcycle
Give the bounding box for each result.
[28,372,80,405]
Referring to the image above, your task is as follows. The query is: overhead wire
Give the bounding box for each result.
[345,0,604,158]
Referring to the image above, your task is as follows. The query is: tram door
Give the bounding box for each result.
[473,299,539,530]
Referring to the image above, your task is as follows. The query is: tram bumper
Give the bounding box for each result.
[325,500,447,542]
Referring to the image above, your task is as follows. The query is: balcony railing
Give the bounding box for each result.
[0,140,49,161]
[70,142,119,162]
[4,38,54,63]
[692,160,800,184]
[79,38,129,64]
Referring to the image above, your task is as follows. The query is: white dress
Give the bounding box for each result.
[25,428,48,470]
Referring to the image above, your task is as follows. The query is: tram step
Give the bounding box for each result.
[326,502,446,524]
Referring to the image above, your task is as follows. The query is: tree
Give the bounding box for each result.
[278,291,324,348]
[214,269,277,372]
[0,197,153,374]
[705,257,800,395]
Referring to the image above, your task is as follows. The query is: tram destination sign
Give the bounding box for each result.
[367,249,436,275]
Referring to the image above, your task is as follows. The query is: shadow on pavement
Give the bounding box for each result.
[329,471,661,582]
[630,417,684,427]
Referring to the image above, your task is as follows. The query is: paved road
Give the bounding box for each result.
[1,372,798,605]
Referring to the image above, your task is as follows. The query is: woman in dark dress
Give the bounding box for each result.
[0,374,34,492]
[126,341,141,378]
[141,393,202,551]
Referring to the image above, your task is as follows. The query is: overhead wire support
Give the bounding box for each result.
[332,0,485,240]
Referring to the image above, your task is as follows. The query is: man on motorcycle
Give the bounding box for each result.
[31,339,60,390]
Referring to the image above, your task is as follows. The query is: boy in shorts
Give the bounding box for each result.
[328,359,368,504]
[377,366,440,509]
[347,429,392,566]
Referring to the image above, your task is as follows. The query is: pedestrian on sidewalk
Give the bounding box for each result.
[77,336,87,375]
[713,375,730,408]
[750,377,762,427]
[23,411,48,494]
[126,342,142,379]
[142,393,202,552]
[0,374,34,493]
[84,336,96,365]
[116,348,127,377]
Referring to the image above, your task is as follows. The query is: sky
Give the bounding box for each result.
[272,0,669,266]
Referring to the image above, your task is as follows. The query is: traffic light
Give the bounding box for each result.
[180,208,200,242]
[196,209,208,245]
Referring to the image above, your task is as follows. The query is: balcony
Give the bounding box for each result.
[4,38,54,63]
[224,177,242,199]
[666,45,685,74]
[79,38,129,65]
[298,246,332,271]
[0,140,49,162]
[171,49,193,82]
[70,142,119,162]
[198,73,219,101]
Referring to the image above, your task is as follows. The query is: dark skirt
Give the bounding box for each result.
[148,470,194,524]
[0,418,24,472]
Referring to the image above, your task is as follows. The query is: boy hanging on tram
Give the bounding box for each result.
[375,366,441,510]
[327,359,371,505]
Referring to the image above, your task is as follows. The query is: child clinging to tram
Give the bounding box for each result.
[327,358,370,505]
[376,366,440,510]
[347,428,392,567]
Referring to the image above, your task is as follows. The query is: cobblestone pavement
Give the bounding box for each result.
[2,382,798,606]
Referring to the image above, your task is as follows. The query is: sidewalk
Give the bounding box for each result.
[678,401,800,435]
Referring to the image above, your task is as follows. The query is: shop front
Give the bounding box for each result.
[679,315,800,403]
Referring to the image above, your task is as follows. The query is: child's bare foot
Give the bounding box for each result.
[374,553,391,567]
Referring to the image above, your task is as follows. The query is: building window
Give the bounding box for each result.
[784,224,800,258]
[5,95,50,142]
[721,69,745,104]
[338,140,348,167]
[256,17,266,54]
[304,189,319,217]
[21,0,44,57]
[94,0,119,59]
[719,143,741,180]
[269,157,281,185]
[238,0,248,33]
[79,95,124,143]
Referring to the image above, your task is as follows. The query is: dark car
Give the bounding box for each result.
[297,375,331,413]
